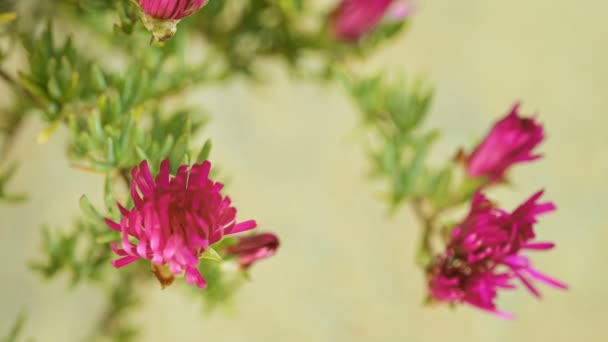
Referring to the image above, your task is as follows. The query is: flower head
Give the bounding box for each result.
[428,191,567,318]
[138,0,208,41]
[330,0,410,41]
[226,233,280,269]
[467,104,544,182]
[105,159,257,290]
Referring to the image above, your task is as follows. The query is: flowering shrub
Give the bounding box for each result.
[0,0,566,340]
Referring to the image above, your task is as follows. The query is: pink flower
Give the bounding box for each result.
[467,104,544,182]
[226,233,280,269]
[330,0,410,41]
[428,191,567,318]
[138,0,209,41]
[139,0,208,20]
[105,159,257,290]
[429,256,516,319]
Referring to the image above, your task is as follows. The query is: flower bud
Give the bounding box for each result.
[330,0,411,41]
[226,233,280,269]
[467,104,544,183]
[138,0,208,41]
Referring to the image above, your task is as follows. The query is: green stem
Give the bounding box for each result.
[411,197,437,269]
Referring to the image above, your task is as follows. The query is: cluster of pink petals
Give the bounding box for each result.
[226,233,280,269]
[139,0,208,20]
[467,104,544,182]
[428,191,567,318]
[330,0,411,41]
[105,159,257,289]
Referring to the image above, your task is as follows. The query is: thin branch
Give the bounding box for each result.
[0,68,18,88]
[0,67,48,108]
[411,196,439,269]
[411,198,431,249]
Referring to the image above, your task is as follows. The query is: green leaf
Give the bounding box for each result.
[47,76,63,100]
[104,175,116,213]
[57,56,74,91]
[79,194,102,221]
[159,134,174,159]
[135,145,150,162]
[195,139,212,163]
[87,114,105,142]
[36,121,61,144]
[200,247,223,262]
[90,64,107,91]
[169,133,188,173]
[17,72,51,105]
[117,112,135,160]
[455,177,486,203]
[428,166,453,205]
[106,137,116,164]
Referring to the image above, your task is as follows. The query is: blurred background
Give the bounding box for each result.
[1,0,607,341]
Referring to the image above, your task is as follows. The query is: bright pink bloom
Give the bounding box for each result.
[139,0,207,20]
[226,233,280,269]
[105,159,257,289]
[331,0,410,41]
[467,104,544,182]
[428,191,567,318]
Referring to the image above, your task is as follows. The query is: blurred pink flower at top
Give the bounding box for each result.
[139,0,208,20]
[105,159,257,290]
[331,0,412,41]
[467,103,544,183]
[226,233,280,269]
[428,191,567,318]
[138,0,209,41]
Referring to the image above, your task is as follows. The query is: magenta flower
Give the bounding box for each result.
[226,233,280,269]
[467,104,544,183]
[139,0,207,20]
[330,0,410,41]
[138,0,209,41]
[428,191,567,318]
[105,159,257,290]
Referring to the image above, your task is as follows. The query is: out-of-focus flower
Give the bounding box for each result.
[138,0,209,41]
[105,159,257,290]
[226,233,280,269]
[466,104,544,183]
[330,0,411,41]
[428,191,567,318]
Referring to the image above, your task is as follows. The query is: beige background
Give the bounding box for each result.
[1,0,607,341]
